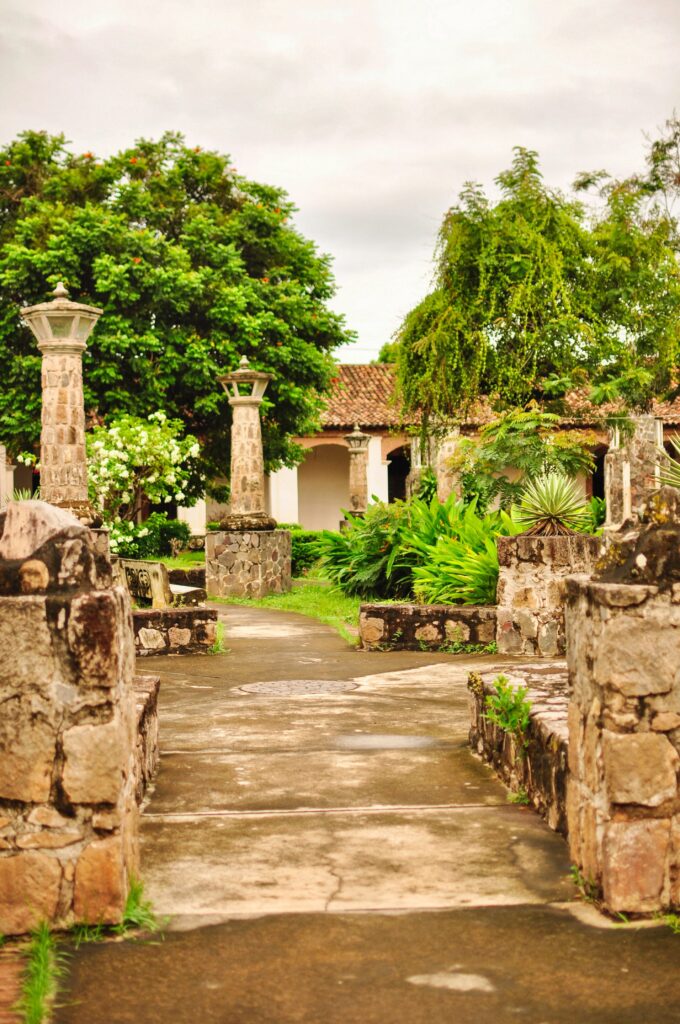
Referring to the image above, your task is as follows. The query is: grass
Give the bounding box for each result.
[208,620,228,655]
[212,582,362,646]
[158,550,205,570]
[15,922,66,1024]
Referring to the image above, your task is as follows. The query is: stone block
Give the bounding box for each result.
[593,616,679,696]
[0,707,55,803]
[74,836,126,924]
[168,626,192,648]
[67,592,121,687]
[0,852,62,935]
[0,596,56,689]
[603,732,678,807]
[62,717,126,805]
[602,819,670,913]
[360,615,384,644]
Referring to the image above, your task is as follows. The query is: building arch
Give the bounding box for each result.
[298,443,350,531]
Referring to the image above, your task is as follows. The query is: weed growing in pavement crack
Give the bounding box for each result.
[15,921,67,1024]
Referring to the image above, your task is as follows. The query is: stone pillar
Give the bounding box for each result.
[435,430,461,502]
[605,415,665,530]
[496,534,601,656]
[0,502,138,934]
[345,425,370,514]
[564,487,680,914]
[207,356,291,597]
[20,284,102,525]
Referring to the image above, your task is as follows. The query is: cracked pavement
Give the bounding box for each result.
[56,604,680,1024]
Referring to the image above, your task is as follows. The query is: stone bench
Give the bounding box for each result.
[116,557,205,608]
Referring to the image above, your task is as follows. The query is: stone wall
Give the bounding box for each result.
[0,502,140,935]
[605,415,666,529]
[206,528,291,598]
[564,488,680,913]
[359,602,496,651]
[468,665,569,834]
[496,534,601,657]
[133,607,217,656]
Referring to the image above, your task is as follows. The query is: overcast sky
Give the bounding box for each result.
[1,0,679,362]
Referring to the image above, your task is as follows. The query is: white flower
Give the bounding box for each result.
[164,495,172,503]
[175,492,185,501]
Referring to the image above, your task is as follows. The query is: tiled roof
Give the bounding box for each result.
[321,364,680,431]
[321,364,407,428]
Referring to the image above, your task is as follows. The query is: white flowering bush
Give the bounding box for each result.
[86,411,200,523]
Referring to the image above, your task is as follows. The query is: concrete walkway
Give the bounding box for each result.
[58,606,680,1024]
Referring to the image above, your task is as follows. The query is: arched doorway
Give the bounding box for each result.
[387,445,410,503]
[298,444,350,531]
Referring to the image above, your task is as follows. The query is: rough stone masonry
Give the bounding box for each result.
[0,501,139,934]
[565,487,680,914]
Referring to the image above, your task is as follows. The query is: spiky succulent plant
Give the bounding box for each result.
[660,434,680,489]
[515,473,588,536]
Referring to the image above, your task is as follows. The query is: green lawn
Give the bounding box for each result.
[212,582,362,646]
[158,551,205,570]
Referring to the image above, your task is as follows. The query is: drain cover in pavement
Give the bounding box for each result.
[239,679,357,696]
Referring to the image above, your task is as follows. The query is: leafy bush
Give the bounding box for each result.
[410,502,522,605]
[318,493,522,604]
[291,530,322,576]
[109,512,190,558]
[514,473,589,536]
[452,405,596,512]
[316,502,412,598]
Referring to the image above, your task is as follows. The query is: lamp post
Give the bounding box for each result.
[219,355,276,530]
[21,282,102,524]
[344,423,370,514]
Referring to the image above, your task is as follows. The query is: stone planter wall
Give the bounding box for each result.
[132,674,161,802]
[496,534,601,657]
[359,603,496,651]
[565,488,680,914]
[168,566,206,589]
[0,502,140,935]
[206,528,291,598]
[468,665,569,834]
[133,607,217,656]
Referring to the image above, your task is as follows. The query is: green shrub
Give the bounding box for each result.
[317,493,522,604]
[291,530,322,576]
[110,512,191,558]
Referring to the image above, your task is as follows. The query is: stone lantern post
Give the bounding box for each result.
[344,424,370,514]
[21,282,102,525]
[218,355,276,530]
[206,355,291,598]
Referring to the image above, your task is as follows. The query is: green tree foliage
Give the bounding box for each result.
[453,405,596,510]
[0,131,352,485]
[396,141,680,421]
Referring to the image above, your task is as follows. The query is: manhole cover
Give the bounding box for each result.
[239,679,357,696]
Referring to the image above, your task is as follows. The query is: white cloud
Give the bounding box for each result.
[1,0,678,359]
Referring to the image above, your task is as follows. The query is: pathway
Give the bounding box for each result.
[58,606,680,1024]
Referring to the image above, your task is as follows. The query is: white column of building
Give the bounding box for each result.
[367,435,389,505]
[267,465,299,524]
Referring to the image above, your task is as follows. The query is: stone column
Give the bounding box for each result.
[20,283,102,526]
[435,430,461,502]
[206,356,291,598]
[0,502,138,934]
[345,424,370,514]
[564,487,680,914]
[604,415,666,530]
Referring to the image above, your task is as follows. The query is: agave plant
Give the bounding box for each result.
[514,473,588,536]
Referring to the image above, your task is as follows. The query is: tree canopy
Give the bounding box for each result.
[0,131,353,490]
[395,133,680,423]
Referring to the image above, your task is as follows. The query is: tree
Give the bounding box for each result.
[0,131,353,490]
[395,142,680,423]
[86,411,199,522]
[451,405,596,511]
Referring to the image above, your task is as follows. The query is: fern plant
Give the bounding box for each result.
[514,473,588,536]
